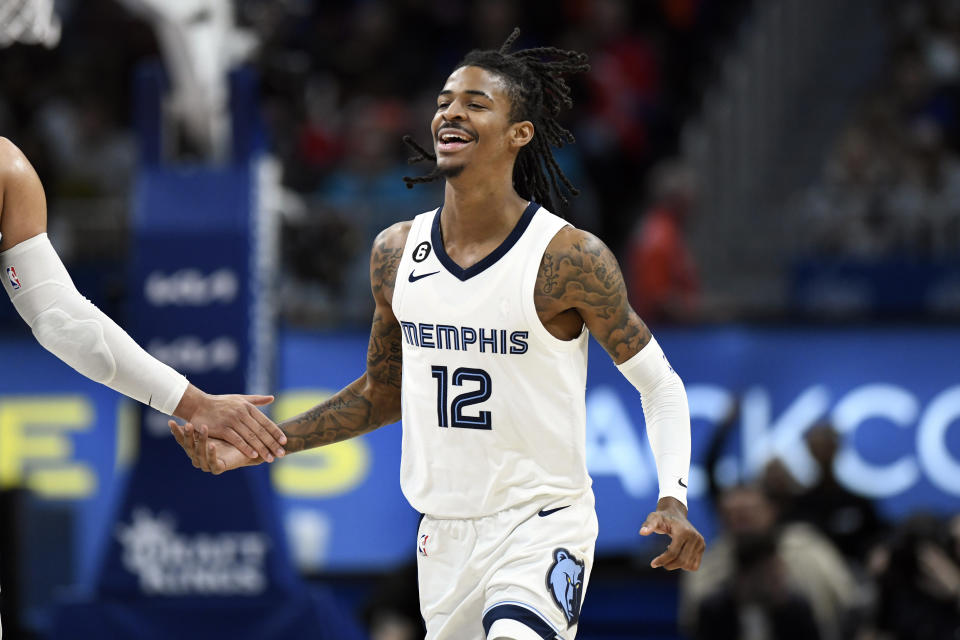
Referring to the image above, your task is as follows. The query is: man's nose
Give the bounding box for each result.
[443,100,466,120]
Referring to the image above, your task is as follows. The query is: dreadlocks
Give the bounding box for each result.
[402,28,590,213]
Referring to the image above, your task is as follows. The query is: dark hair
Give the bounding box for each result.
[734,532,779,572]
[402,28,589,213]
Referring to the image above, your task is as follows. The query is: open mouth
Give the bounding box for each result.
[437,128,475,153]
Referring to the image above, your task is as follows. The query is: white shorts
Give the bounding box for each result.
[416,491,599,640]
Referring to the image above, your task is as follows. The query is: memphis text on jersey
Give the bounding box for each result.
[400,321,529,355]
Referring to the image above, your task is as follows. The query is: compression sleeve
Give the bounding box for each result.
[1,233,188,414]
[616,336,691,505]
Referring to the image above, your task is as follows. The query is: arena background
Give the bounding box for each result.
[1,0,959,639]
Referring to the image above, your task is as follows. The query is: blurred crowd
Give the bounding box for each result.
[6,1,960,325]
[0,0,748,327]
[680,407,960,640]
[0,0,146,265]
[253,0,745,326]
[801,0,960,261]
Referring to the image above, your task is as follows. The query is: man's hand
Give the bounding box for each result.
[169,420,262,474]
[174,385,286,462]
[639,497,705,571]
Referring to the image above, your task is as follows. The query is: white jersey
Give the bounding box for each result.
[392,202,591,518]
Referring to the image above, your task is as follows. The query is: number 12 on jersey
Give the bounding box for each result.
[430,366,492,429]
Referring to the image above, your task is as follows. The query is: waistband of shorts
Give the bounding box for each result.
[422,488,595,523]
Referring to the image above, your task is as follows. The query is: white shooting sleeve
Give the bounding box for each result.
[1,233,188,414]
[616,336,691,505]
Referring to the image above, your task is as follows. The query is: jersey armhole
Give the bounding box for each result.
[390,212,431,317]
[520,221,589,352]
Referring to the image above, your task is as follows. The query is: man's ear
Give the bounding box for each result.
[511,120,534,149]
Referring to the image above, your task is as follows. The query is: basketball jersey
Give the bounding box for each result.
[392,201,591,519]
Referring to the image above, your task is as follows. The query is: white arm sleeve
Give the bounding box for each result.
[1,233,188,414]
[616,336,691,505]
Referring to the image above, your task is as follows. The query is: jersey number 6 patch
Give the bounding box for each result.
[430,365,492,429]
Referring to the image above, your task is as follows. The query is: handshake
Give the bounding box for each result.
[167,386,288,474]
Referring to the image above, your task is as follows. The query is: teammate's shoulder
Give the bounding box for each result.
[372,220,414,254]
[0,137,17,155]
[0,137,31,174]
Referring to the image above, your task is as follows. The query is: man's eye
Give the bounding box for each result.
[437,103,449,109]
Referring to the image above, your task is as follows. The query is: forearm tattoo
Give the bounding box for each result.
[535,231,651,363]
[280,380,378,453]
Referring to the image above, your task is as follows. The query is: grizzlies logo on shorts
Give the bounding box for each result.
[546,547,585,627]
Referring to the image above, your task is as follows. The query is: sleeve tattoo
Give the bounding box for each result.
[280,234,405,453]
[535,231,652,363]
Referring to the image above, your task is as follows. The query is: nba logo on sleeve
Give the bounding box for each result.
[6,266,21,290]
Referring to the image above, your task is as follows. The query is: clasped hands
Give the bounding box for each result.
[170,386,285,473]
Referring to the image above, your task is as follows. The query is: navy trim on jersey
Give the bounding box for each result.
[431,201,539,281]
[482,603,559,639]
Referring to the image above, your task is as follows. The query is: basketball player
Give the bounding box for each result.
[0,137,287,462]
[171,30,705,640]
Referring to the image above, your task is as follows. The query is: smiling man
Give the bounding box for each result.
[172,29,704,640]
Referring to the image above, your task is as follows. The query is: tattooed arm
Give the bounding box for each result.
[536,227,704,571]
[170,222,411,473]
[280,222,408,452]
[534,226,651,364]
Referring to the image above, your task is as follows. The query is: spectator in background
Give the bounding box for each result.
[680,484,859,640]
[801,0,960,264]
[789,422,886,566]
[870,513,960,640]
[694,532,821,640]
[362,561,425,640]
[626,159,700,324]
[315,98,440,325]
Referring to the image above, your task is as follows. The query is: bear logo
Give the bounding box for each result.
[546,547,585,627]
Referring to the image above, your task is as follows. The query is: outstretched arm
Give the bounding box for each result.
[173,222,410,472]
[537,227,704,571]
[278,223,407,449]
[0,137,286,460]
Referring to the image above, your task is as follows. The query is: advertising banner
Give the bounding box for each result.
[273,326,960,569]
[3,326,957,580]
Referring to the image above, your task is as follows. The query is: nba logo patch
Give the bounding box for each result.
[418,533,430,557]
[6,266,21,290]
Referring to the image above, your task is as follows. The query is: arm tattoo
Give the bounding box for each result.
[367,231,404,390]
[280,380,377,453]
[371,239,403,304]
[281,226,407,452]
[366,307,403,391]
[535,232,651,363]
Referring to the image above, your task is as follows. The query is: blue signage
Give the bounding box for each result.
[272,326,960,569]
[2,326,958,581]
[41,65,360,639]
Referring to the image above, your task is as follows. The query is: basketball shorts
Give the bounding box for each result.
[416,491,599,640]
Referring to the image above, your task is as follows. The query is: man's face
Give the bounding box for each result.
[431,65,521,179]
[719,487,776,535]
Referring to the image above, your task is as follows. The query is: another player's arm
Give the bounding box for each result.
[0,137,286,460]
[172,222,409,472]
[536,227,704,571]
